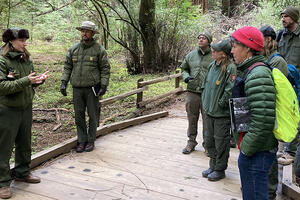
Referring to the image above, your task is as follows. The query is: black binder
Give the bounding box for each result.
[229,97,251,133]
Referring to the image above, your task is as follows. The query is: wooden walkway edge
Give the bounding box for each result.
[27,111,168,169]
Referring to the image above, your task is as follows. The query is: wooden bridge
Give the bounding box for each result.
[7,71,298,199]
[9,104,246,200]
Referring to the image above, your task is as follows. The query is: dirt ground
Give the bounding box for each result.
[31,92,187,154]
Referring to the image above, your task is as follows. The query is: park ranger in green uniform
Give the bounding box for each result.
[201,39,236,181]
[0,28,46,199]
[277,6,300,166]
[181,31,214,154]
[61,21,110,153]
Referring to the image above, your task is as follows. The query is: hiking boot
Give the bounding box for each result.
[207,171,225,181]
[278,152,294,165]
[182,143,196,154]
[202,168,214,178]
[15,173,41,184]
[85,142,95,152]
[76,142,86,153]
[0,187,11,199]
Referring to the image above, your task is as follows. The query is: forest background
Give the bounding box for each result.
[0,0,299,155]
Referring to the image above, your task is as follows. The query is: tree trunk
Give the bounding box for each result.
[139,0,158,73]
[202,0,208,14]
[222,0,230,16]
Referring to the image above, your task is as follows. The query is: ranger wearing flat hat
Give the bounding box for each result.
[277,6,300,167]
[61,21,111,153]
[201,39,236,181]
[180,31,214,155]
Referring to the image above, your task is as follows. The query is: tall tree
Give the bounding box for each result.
[139,0,158,73]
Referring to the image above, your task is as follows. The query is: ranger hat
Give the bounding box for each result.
[211,39,232,55]
[259,25,276,40]
[232,26,264,52]
[76,21,99,34]
[197,31,213,43]
[281,6,299,22]
[2,28,29,43]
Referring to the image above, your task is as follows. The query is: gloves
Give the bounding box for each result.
[184,77,194,83]
[98,85,107,96]
[60,81,67,96]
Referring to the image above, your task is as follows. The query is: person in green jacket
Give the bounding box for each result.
[0,28,47,199]
[260,25,289,200]
[201,39,236,181]
[180,31,214,154]
[231,26,278,200]
[277,6,300,166]
[61,21,110,153]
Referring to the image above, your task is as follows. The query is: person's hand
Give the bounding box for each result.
[60,81,67,96]
[99,85,107,96]
[28,72,45,84]
[184,77,194,83]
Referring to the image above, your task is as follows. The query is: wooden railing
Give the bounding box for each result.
[100,70,183,107]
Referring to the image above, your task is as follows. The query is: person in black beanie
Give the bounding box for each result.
[0,28,48,199]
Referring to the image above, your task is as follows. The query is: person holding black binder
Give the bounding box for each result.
[60,21,110,153]
[230,26,277,200]
[201,39,236,181]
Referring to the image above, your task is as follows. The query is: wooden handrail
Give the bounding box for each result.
[100,86,148,106]
[138,73,181,87]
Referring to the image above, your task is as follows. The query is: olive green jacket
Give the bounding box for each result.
[233,55,278,157]
[0,52,35,109]
[180,47,213,93]
[61,40,110,88]
[278,24,300,70]
[202,61,236,118]
[268,51,289,77]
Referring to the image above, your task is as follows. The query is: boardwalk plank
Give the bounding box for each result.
[11,115,242,200]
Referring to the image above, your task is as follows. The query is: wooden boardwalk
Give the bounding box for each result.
[10,114,243,199]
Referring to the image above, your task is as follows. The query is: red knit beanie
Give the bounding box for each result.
[232,26,264,52]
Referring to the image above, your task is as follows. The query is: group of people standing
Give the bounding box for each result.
[0,21,110,199]
[0,4,299,200]
[181,6,300,200]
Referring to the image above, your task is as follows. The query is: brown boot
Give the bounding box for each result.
[76,142,86,153]
[15,173,41,184]
[0,187,12,199]
[182,142,196,154]
[85,142,95,152]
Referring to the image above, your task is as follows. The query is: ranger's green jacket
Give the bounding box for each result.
[278,24,300,70]
[61,40,110,88]
[180,47,213,93]
[234,55,278,157]
[201,61,236,118]
[0,52,35,109]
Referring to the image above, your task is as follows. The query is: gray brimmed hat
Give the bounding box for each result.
[281,6,299,22]
[211,39,232,55]
[76,21,99,34]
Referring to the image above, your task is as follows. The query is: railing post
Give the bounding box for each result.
[175,70,180,88]
[136,78,144,108]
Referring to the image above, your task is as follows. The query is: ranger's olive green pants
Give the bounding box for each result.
[185,92,206,148]
[73,87,100,143]
[0,105,32,187]
[205,115,231,171]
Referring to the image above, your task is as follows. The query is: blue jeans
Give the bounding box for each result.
[238,151,276,200]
